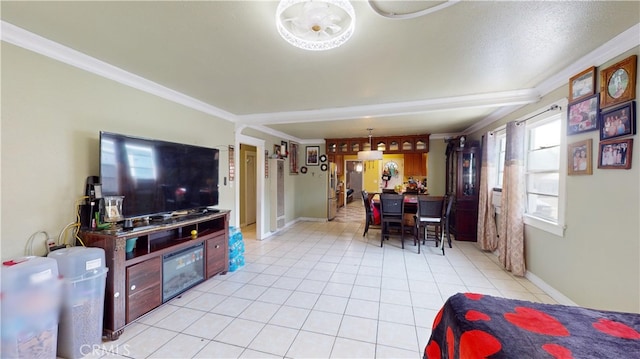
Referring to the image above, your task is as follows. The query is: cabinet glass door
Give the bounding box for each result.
[461,152,477,196]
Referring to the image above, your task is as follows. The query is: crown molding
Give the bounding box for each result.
[238,89,540,125]
[535,23,640,98]
[466,23,640,135]
[1,21,238,123]
[244,125,323,145]
[4,19,638,141]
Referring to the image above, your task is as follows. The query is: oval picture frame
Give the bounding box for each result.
[320,163,328,171]
[319,154,327,162]
[300,166,308,174]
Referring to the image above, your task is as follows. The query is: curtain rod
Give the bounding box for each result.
[516,104,561,125]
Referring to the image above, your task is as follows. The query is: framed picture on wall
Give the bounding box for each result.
[281,141,288,158]
[600,55,637,109]
[599,101,635,140]
[289,142,299,174]
[569,66,596,103]
[305,146,319,166]
[567,139,592,175]
[598,138,633,170]
[567,93,599,135]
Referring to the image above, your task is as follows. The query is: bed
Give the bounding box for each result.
[424,292,640,359]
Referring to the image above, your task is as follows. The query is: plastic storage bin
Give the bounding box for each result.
[48,247,108,359]
[1,256,61,359]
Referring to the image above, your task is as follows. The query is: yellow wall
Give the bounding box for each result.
[360,153,435,193]
[362,160,380,193]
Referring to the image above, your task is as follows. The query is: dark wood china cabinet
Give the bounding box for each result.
[446,137,480,242]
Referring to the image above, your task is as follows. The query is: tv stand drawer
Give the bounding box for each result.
[126,257,161,323]
[207,235,227,278]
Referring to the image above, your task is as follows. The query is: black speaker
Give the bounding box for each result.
[85,175,101,199]
[84,176,102,229]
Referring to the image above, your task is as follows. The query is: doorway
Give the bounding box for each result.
[236,133,265,240]
[244,150,257,226]
[345,160,363,205]
[238,143,258,238]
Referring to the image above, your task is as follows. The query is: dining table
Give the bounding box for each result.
[370,193,419,226]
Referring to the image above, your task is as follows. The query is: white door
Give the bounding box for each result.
[245,151,257,225]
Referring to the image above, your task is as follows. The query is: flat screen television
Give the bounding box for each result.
[99,131,219,219]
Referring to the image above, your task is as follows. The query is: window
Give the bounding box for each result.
[523,102,567,236]
[495,130,506,188]
[492,100,567,236]
[525,116,561,221]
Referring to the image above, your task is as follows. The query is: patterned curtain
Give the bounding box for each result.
[498,121,526,276]
[477,132,498,251]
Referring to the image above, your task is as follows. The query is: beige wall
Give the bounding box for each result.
[1,43,235,259]
[4,33,638,313]
[427,139,447,196]
[470,48,640,313]
[294,144,328,220]
[240,127,327,222]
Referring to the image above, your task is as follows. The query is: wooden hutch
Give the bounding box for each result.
[446,137,481,241]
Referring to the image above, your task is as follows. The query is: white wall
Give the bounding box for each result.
[1,43,236,259]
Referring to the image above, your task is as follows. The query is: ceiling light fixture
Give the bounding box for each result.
[276,0,356,51]
[358,128,383,161]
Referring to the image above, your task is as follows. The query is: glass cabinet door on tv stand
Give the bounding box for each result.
[446,142,480,242]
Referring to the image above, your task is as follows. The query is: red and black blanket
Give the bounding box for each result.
[424,292,640,358]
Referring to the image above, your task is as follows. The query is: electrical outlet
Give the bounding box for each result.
[46,238,57,252]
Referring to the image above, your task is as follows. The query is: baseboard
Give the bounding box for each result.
[260,217,317,240]
[297,217,328,222]
[525,271,578,306]
[489,249,577,306]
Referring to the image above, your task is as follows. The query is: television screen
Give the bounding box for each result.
[100,131,219,219]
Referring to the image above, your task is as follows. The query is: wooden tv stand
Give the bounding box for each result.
[79,211,230,340]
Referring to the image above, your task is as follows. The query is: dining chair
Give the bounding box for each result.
[425,194,455,255]
[361,190,375,236]
[379,193,405,248]
[442,194,454,250]
[414,195,444,254]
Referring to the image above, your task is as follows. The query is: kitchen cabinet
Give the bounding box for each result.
[325,134,430,155]
[335,154,344,176]
[404,153,427,177]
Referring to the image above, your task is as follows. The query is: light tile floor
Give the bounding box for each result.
[94,217,557,359]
